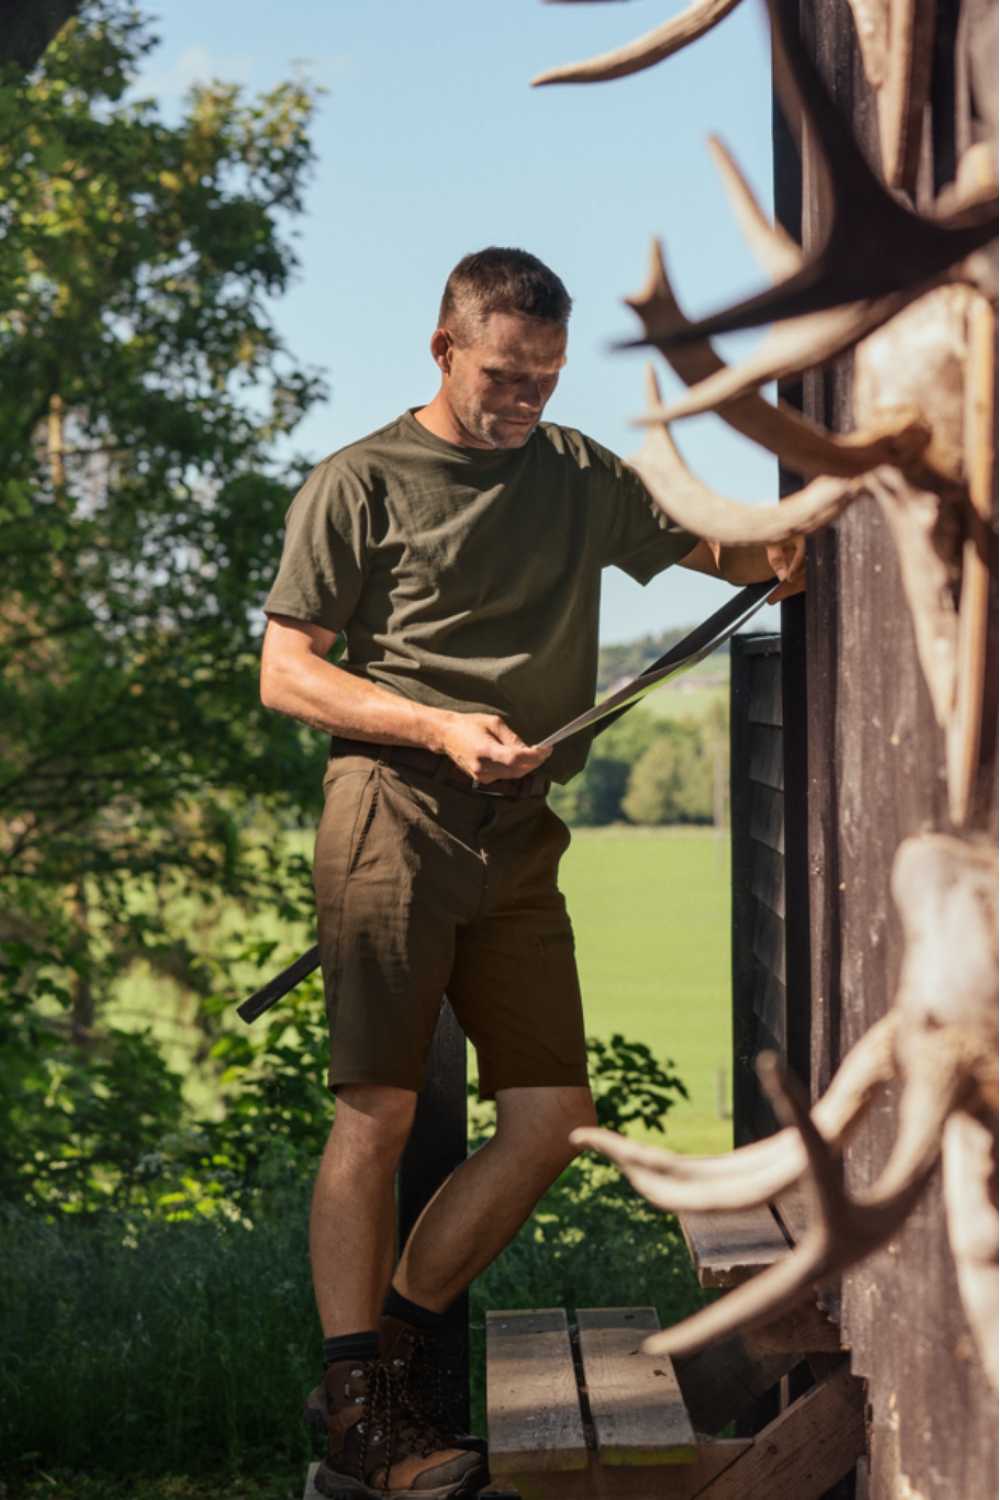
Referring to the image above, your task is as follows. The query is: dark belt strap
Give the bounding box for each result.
[328,736,551,801]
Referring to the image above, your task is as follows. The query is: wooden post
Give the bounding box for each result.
[397,997,470,1427]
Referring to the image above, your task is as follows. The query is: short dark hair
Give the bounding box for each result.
[439,247,572,342]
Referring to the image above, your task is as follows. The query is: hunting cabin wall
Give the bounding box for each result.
[730,632,814,1147]
[784,0,998,1494]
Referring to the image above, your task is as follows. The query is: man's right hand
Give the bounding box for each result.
[436,711,551,784]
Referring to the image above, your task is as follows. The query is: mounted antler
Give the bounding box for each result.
[636,0,996,345]
[572,835,998,1384]
[624,204,930,476]
[533,0,745,87]
[628,365,873,542]
[535,0,984,217]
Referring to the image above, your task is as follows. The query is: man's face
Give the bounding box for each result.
[436,310,568,449]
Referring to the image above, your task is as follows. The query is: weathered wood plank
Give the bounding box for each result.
[679,1207,789,1289]
[748,650,783,727]
[674,1337,802,1436]
[487,1309,587,1475]
[397,999,469,1425]
[750,960,786,1045]
[749,784,785,853]
[772,1182,811,1245]
[750,839,786,920]
[749,723,785,792]
[496,1441,752,1500]
[575,1308,696,1466]
[697,1361,865,1500]
[741,1300,843,1355]
[751,901,787,986]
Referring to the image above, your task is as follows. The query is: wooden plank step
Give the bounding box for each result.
[679,1205,790,1288]
[487,1308,588,1476]
[576,1307,696,1466]
[691,1360,865,1499]
[773,1181,811,1244]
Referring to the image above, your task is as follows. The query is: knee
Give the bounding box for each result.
[495,1087,598,1171]
[328,1084,417,1167]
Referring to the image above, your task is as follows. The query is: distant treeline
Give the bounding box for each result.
[596,628,729,695]
[550,699,728,828]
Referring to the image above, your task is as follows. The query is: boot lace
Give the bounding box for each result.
[356,1345,449,1489]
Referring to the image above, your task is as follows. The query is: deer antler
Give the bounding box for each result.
[629,365,870,543]
[578,836,998,1366]
[645,0,997,347]
[639,1040,966,1357]
[625,224,929,474]
[942,1111,999,1390]
[571,1013,898,1211]
[844,0,937,192]
[629,157,935,453]
[532,0,745,87]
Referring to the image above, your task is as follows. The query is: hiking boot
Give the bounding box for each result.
[305,1318,487,1461]
[314,1355,486,1499]
[379,1316,488,1461]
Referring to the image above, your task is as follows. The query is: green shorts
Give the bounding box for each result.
[312,749,589,1100]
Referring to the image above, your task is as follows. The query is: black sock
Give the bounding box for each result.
[323,1330,379,1369]
[383,1285,448,1333]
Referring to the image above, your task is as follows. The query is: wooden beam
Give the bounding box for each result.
[576,1308,696,1466]
[497,1441,751,1500]
[696,1361,865,1500]
[397,998,469,1426]
[487,1309,588,1477]
[679,1206,790,1288]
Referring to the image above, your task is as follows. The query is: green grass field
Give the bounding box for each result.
[560,827,732,1155]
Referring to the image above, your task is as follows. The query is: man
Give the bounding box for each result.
[261,247,803,1499]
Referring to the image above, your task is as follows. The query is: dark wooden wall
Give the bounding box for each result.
[731,634,798,1145]
[778,1,998,1493]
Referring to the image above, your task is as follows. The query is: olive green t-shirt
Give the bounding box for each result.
[264,410,696,782]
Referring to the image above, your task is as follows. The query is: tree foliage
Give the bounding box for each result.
[0,1,326,1021]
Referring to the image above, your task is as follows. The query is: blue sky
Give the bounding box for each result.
[138,1,780,641]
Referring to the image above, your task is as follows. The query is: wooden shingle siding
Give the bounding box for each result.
[731,635,788,1145]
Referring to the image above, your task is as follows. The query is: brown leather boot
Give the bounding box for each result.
[305,1320,488,1461]
[314,1354,486,1498]
[378,1315,488,1461]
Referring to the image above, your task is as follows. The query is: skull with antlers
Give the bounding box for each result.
[543,0,998,826]
[572,834,998,1388]
[535,0,999,1399]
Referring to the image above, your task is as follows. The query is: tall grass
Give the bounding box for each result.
[1,1169,705,1488]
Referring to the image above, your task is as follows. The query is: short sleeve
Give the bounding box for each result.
[601,457,698,584]
[263,460,368,631]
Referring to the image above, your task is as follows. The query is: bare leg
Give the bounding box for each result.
[310,1083,416,1336]
[393,1085,597,1311]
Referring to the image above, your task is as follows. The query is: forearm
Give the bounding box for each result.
[714,542,777,585]
[261,647,452,752]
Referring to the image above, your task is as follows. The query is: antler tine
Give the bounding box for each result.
[641,1053,940,1358]
[630,364,869,545]
[633,291,914,421]
[647,0,997,347]
[626,241,930,476]
[569,1012,898,1210]
[705,134,802,280]
[532,0,744,87]
[942,1111,999,1390]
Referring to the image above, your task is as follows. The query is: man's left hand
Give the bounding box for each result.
[766,536,806,602]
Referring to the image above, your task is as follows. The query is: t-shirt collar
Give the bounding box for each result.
[401,408,537,467]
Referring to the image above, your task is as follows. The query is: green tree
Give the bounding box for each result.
[550,709,670,826]
[622,720,714,825]
[0,2,325,1030]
